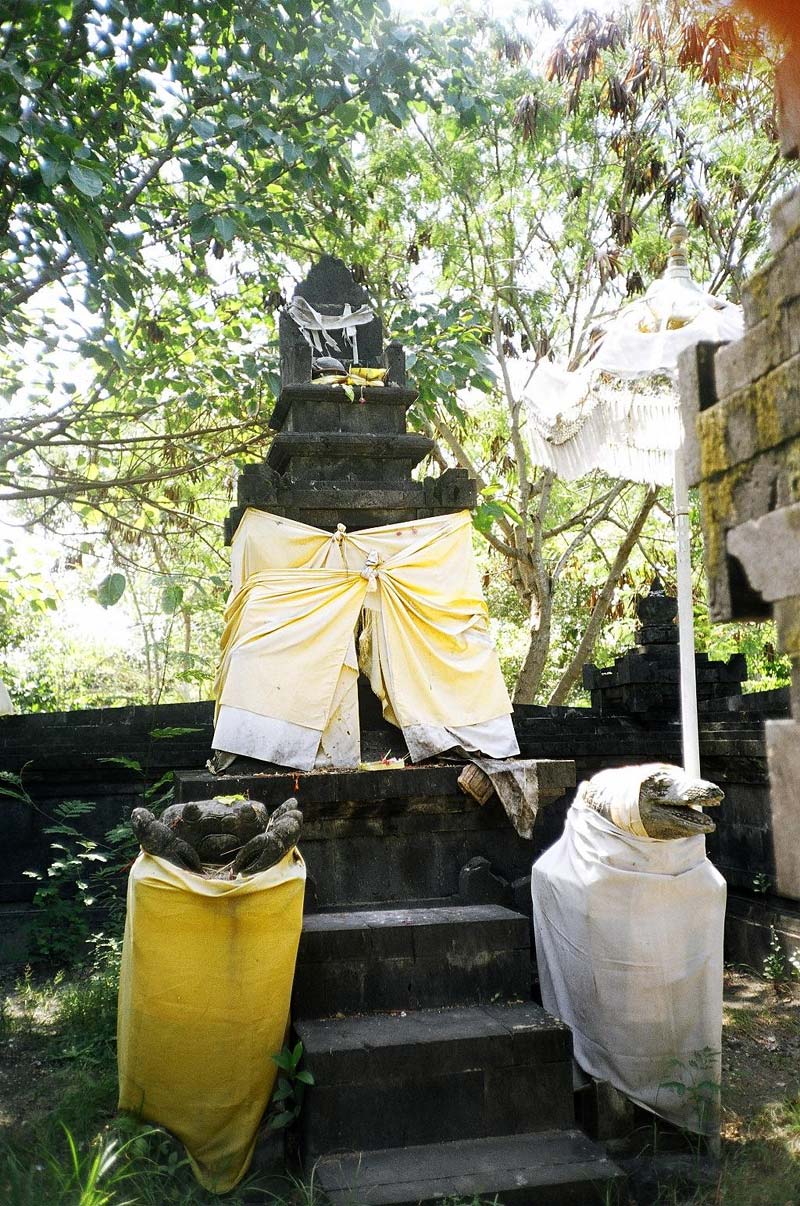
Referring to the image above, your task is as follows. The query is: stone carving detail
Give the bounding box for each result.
[582,763,723,840]
[131,796,302,877]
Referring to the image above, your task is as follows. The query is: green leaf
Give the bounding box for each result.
[266,1110,296,1131]
[472,501,505,535]
[110,269,136,310]
[498,500,524,526]
[98,755,144,773]
[40,157,67,187]
[68,163,103,197]
[161,583,184,614]
[255,125,279,145]
[0,125,21,144]
[149,726,203,740]
[190,116,216,139]
[63,213,97,260]
[0,772,32,805]
[213,214,237,243]
[180,160,206,183]
[96,572,126,607]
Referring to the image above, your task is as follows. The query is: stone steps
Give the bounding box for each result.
[289,901,624,1199]
[313,1130,626,1206]
[292,904,531,1019]
[295,1000,575,1160]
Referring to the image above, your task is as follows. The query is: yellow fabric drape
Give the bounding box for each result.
[215,509,512,734]
[117,849,305,1192]
[215,570,365,729]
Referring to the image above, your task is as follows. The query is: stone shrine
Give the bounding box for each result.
[179,257,624,1200]
[584,576,746,717]
[225,254,475,541]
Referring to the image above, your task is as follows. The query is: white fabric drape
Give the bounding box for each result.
[532,774,726,1134]
[521,362,680,486]
[516,283,743,488]
[287,297,375,364]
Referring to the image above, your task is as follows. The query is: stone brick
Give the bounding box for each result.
[766,719,800,898]
[293,905,531,1018]
[726,502,800,606]
[742,236,800,327]
[771,185,800,255]
[725,892,800,970]
[296,1002,574,1159]
[777,50,800,160]
[677,341,724,487]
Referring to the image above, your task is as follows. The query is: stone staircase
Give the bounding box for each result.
[290,904,625,1205]
[176,752,623,1202]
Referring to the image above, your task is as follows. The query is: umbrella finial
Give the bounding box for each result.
[666,223,691,278]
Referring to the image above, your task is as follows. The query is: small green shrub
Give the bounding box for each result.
[267,1041,315,1131]
[762,927,800,986]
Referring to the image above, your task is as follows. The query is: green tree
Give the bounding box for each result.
[309,1,793,702]
[0,0,428,518]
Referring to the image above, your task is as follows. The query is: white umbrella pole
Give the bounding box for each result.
[673,448,701,777]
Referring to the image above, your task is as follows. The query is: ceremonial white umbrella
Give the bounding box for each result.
[520,224,743,776]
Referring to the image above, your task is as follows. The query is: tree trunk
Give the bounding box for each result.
[513,588,554,704]
[548,488,659,706]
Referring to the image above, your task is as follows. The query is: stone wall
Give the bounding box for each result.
[679,183,800,925]
[0,686,791,963]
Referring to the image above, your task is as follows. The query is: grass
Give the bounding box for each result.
[0,939,298,1205]
[2,952,800,1205]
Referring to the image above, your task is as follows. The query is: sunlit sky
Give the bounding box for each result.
[391,0,619,21]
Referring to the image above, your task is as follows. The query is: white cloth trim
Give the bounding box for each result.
[213,705,323,772]
[522,361,681,486]
[403,714,519,762]
[517,295,743,488]
[213,639,361,771]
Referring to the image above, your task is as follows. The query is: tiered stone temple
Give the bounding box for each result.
[225,254,475,541]
[584,576,746,717]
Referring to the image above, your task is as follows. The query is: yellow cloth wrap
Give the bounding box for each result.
[117,849,305,1193]
[214,570,366,727]
[217,509,512,733]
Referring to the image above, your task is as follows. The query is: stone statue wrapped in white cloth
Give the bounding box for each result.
[531,763,726,1135]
